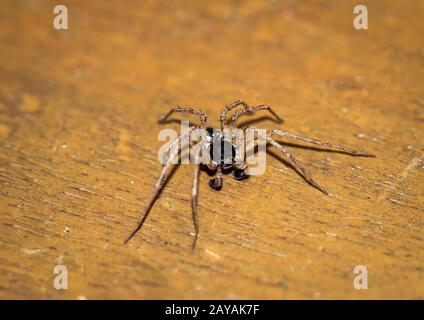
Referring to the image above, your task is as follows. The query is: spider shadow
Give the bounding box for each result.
[158,118,192,126]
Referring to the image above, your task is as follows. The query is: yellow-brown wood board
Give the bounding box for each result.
[0,0,423,299]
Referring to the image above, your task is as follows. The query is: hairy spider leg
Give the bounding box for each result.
[124,151,177,244]
[232,128,249,180]
[191,147,201,250]
[268,129,375,157]
[246,127,329,195]
[124,128,202,246]
[161,126,200,165]
[220,100,250,129]
[230,105,283,130]
[266,134,330,195]
[247,127,374,194]
[159,107,208,128]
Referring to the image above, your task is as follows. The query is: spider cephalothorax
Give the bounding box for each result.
[124,100,374,249]
[206,128,236,170]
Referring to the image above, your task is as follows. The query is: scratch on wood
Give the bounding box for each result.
[378,153,423,201]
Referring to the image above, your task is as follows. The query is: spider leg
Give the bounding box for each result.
[231,105,283,130]
[234,166,249,180]
[158,107,207,128]
[191,148,201,250]
[220,100,250,129]
[124,140,182,244]
[233,127,246,167]
[208,166,223,190]
[161,127,199,164]
[233,130,249,179]
[266,133,330,195]
[268,129,374,157]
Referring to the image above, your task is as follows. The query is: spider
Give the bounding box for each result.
[124,100,374,249]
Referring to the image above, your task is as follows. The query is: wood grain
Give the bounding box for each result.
[0,0,423,299]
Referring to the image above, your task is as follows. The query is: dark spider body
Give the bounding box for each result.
[205,127,245,190]
[124,100,374,249]
[206,128,236,169]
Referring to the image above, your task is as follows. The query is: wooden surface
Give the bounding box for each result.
[0,0,423,299]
